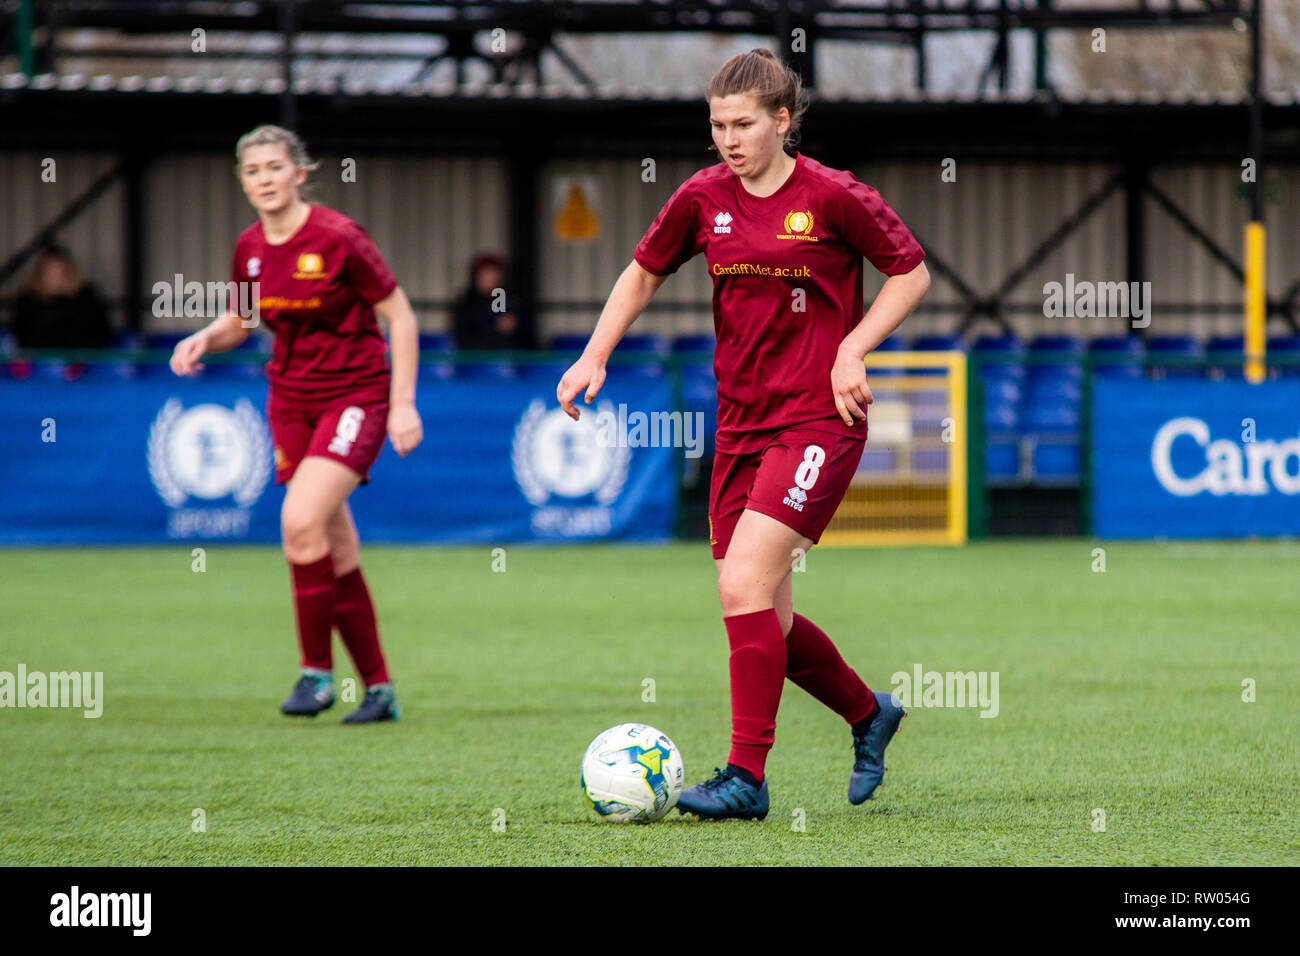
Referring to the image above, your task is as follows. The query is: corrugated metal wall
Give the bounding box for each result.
[3,147,1295,344]
[539,156,716,339]
[0,150,125,313]
[538,157,1299,343]
[144,152,508,332]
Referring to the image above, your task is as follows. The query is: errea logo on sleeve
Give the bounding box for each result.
[713,211,733,234]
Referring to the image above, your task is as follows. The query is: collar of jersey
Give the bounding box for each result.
[733,151,802,207]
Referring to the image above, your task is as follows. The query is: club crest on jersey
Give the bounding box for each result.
[293,253,327,279]
[246,257,261,277]
[778,210,819,242]
[713,211,733,234]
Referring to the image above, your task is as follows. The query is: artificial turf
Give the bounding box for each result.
[1,540,1296,865]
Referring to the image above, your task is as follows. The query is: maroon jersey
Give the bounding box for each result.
[231,205,397,405]
[634,151,925,453]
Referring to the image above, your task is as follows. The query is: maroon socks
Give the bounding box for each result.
[289,553,335,671]
[723,608,788,783]
[786,613,878,727]
[334,566,391,686]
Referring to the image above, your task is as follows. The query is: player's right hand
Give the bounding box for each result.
[557,355,606,421]
[169,330,209,377]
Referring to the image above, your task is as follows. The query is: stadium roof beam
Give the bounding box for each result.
[5,1,1254,94]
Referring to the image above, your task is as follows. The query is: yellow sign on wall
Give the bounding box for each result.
[554,175,600,241]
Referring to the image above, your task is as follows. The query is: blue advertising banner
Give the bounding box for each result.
[1091,377,1300,538]
[0,367,686,545]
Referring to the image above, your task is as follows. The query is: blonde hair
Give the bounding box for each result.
[233,125,320,196]
[707,48,810,151]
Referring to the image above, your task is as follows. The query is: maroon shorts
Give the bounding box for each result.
[709,424,866,559]
[266,391,389,486]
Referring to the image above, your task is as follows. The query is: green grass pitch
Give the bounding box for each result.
[1,540,1296,866]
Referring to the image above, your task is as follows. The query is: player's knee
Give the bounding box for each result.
[717,564,764,615]
[281,506,328,556]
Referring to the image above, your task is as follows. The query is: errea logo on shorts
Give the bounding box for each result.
[783,444,825,512]
[713,211,733,234]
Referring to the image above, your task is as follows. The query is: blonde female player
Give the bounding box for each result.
[558,50,930,819]
[170,125,422,724]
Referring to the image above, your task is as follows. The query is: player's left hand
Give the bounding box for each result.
[387,402,423,457]
[831,348,872,426]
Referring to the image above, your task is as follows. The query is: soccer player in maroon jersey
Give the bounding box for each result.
[558,50,931,818]
[170,125,422,724]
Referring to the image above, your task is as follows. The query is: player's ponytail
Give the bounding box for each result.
[706,48,810,151]
[233,124,322,198]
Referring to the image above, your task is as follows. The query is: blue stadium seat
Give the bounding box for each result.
[985,442,1021,483]
[1206,334,1246,379]
[983,401,1020,436]
[109,331,144,351]
[867,333,907,377]
[1268,334,1300,378]
[1090,335,1146,378]
[910,334,965,351]
[1025,376,1082,405]
[982,376,1021,408]
[671,334,715,354]
[973,334,1026,383]
[906,333,963,377]
[617,334,669,358]
[1146,335,1204,378]
[517,361,571,383]
[1022,402,1080,433]
[1029,334,1085,356]
[1032,441,1081,482]
[144,331,190,353]
[75,360,139,381]
[1027,361,1084,383]
[548,334,590,353]
[456,360,517,381]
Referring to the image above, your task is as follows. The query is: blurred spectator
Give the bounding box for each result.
[11,244,113,350]
[452,252,533,350]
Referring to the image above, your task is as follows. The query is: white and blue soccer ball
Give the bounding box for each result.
[580,723,685,823]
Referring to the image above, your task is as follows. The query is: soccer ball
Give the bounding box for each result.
[580,723,685,823]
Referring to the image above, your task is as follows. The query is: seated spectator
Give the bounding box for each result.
[11,244,113,350]
[451,252,532,350]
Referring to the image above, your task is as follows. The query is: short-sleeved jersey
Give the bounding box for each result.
[633,151,925,454]
[231,205,397,405]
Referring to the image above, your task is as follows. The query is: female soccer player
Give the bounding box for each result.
[170,125,422,724]
[558,50,931,818]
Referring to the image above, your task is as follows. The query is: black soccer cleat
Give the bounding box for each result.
[848,691,907,804]
[280,672,336,717]
[341,684,400,724]
[676,767,769,821]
